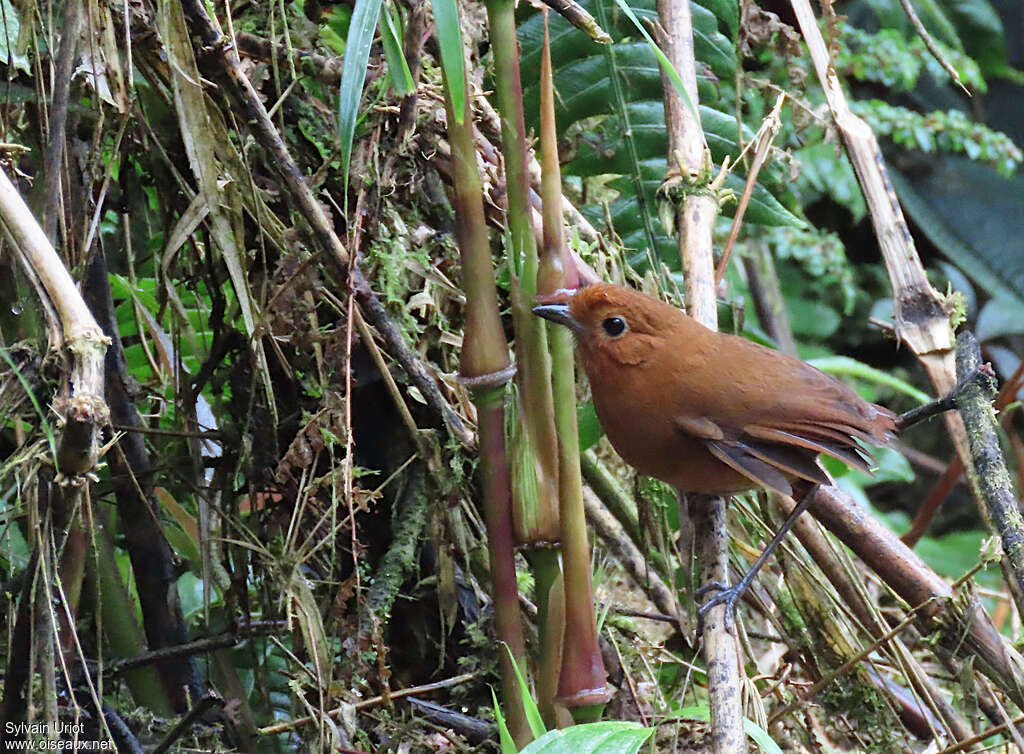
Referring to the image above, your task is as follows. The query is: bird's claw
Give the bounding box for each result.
[696,582,741,635]
[694,580,730,600]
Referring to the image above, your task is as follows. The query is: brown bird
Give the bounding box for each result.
[534,282,898,626]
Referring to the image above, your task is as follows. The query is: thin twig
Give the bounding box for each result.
[769,596,936,725]
[902,360,1024,546]
[936,711,1024,754]
[257,673,476,735]
[151,695,225,754]
[110,424,222,440]
[714,93,785,287]
[896,0,969,95]
[106,627,279,676]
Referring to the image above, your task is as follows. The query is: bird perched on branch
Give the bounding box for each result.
[534,282,897,627]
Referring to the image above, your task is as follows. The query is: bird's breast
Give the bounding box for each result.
[590,379,754,494]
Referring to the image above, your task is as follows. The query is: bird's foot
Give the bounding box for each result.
[695,581,741,635]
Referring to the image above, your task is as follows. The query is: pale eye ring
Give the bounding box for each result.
[601,316,627,337]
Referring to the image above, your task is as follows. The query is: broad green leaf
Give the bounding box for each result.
[787,298,841,338]
[700,0,738,39]
[889,157,1024,309]
[611,0,736,75]
[977,296,1024,341]
[794,143,867,221]
[915,528,1000,588]
[721,172,805,228]
[0,0,29,73]
[863,0,961,50]
[824,445,915,488]
[603,166,803,232]
[517,0,802,273]
[430,0,466,123]
[323,4,353,54]
[339,0,385,190]
[937,0,1007,74]
[518,721,653,754]
[518,0,733,84]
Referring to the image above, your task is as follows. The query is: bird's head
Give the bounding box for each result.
[533,283,680,368]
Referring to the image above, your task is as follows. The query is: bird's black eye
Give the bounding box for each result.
[601,316,627,337]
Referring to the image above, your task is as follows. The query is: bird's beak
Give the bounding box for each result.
[532,304,582,334]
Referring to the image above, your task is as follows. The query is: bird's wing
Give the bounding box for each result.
[744,424,874,473]
[707,334,896,446]
[671,336,893,494]
[705,440,794,496]
[676,416,831,496]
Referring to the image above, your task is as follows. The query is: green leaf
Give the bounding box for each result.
[430,0,467,123]
[673,706,783,753]
[808,355,931,404]
[492,688,518,754]
[578,401,603,451]
[517,0,800,273]
[889,157,1024,308]
[977,296,1024,341]
[339,0,385,192]
[793,143,867,221]
[701,0,738,39]
[380,3,414,95]
[915,528,999,587]
[937,0,1007,74]
[518,1,733,86]
[864,0,961,50]
[504,644,547,739]
[825,445,915,488]
[743,719,785,754]
[721,172,805,228]
[518,721,653,754]
[0,345,57,466]
[0,0,28,72]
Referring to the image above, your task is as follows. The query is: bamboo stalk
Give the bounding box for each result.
[538,13,609,719]
[484,0,562,550]
[442,46,530,746]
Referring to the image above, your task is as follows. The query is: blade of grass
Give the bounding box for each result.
[339,0,385,196]
[674,705,784,754]
[612,0,700,126]
[492,688,519,754]
[0,345,57,466]
[505,643,547,739]
[430,0,466,124]
[381,2,414,95]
